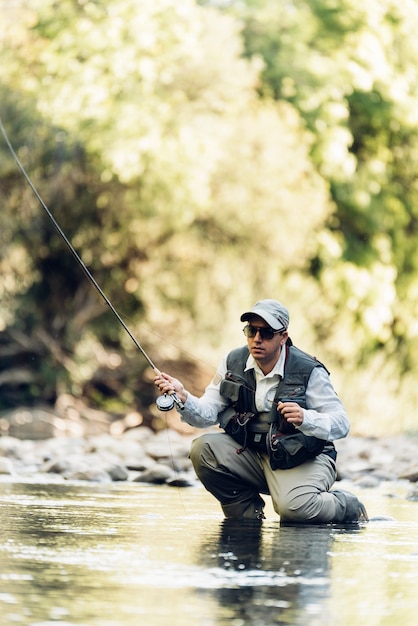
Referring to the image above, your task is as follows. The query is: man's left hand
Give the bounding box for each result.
[277,401,304,427]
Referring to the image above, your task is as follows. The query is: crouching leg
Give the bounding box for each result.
[263,453,368,524]
[190,432,268,520]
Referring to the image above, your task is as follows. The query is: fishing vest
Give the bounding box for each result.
[218,343,328,432]
[217,343,335,468]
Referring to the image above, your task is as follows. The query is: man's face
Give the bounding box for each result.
[245,316,288,369]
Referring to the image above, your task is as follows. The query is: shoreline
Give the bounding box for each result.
[0,428,417,497]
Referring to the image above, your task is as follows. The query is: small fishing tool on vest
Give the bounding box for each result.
[0,116,184,412]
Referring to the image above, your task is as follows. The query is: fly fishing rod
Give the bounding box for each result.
[0,116,184,412]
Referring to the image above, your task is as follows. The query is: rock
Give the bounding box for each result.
[1,406,418,499]
[166,474,197,488]
[335,435,418,482]
[2,407,71,439]
[43,459,74,475]
[406,486,418,501]
[0,435,22,457]
[144,429,193,461]
[0,457,14,474]
[122,426,155,442]
[125,458,155,471]
[66,467,111,482]
[133,464,176,484]
[370,469,399,482]
[398,465,418,482]
[354,474,381,489]
[107,464,129,481]
[86,432,154,470]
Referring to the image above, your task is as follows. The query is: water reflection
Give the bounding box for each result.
[0,480,417,626]
[196,519,359,625]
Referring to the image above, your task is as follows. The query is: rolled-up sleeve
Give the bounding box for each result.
[298,367,350,441]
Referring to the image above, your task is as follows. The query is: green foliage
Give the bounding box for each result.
[0,0,327,417]
[1,0,418,434]
[217,0,418,432]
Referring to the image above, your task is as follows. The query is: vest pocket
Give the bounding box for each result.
[220,371,255,414]
[267,424,326,470]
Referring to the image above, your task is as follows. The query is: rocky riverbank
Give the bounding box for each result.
[0,404,417,500]
[0,417,418,501]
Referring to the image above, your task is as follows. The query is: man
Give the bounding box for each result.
[154,299,368,523]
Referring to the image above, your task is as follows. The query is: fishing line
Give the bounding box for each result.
[0,118,287,518]
[0,115,184,412]
[0,117,283,416]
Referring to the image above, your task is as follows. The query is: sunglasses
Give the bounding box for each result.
[243,324,285,341]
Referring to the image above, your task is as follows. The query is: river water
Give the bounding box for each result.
[0,478,417,626]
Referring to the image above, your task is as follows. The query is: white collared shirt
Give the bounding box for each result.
[179,345,350,441]
[245,348,285,413]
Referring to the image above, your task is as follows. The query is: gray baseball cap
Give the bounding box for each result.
[240,299,289,331]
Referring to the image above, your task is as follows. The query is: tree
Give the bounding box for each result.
[0,0,328,424]
[214,0,418,431]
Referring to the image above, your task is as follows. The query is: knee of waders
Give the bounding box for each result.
[190,434,207,462]
[274,493,319,523]
[189,434,216,474]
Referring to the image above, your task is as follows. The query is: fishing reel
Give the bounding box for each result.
[156,392,185,412]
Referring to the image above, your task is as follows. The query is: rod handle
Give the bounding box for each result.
[154,369,185,411]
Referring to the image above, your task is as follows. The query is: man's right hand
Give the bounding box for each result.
[154,371,188,405]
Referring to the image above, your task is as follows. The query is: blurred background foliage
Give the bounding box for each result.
[1,0,417,436]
